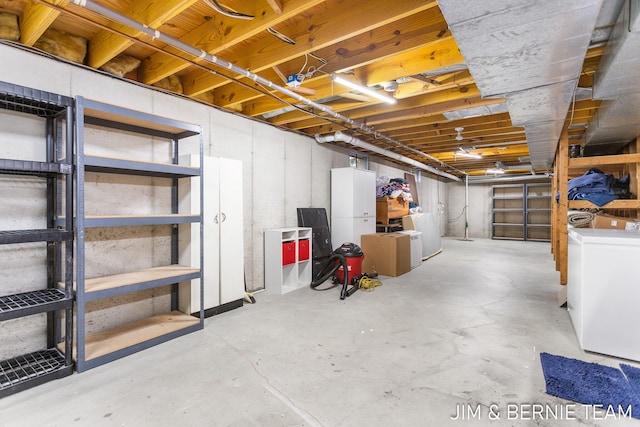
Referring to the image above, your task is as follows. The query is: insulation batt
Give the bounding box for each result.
[0,13,19,41]
[100,54,141,77]
[34,28,87,64]
[153,75,183,94]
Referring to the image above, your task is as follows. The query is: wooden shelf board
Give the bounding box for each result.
[84,265,200,293]
[82,98,200,137]
[568,199,640,209]
[569,153,640,168]
[84,311,200,361]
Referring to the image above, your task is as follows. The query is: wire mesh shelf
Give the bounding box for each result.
[0,349,69,392]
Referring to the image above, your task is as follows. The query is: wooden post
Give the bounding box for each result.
[551,154,558,259]
[555,127,570,285]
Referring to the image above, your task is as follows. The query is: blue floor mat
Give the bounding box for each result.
[621,364,640,401]
[540,352,640,418]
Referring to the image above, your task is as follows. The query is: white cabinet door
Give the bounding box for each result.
[352,217,376,246]
[179,155,244,312]
[179,154,220,313]
[219,158,244,304]
[355,168,376,218]
[331,167,375,218]
[330,168,354,218]
[331,217,375,248]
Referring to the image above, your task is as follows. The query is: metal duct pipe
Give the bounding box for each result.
[315,131,462,181]
[69,0,462,176]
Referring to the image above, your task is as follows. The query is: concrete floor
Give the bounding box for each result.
[1,237,638,426]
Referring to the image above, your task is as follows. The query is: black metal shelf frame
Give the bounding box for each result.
[74,96,204,372]
[0,81,74,398]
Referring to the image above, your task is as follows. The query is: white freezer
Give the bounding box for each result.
[567,227,640,361]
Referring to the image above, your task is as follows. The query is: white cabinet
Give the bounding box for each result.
[179,155,244,316]
[568,228,640,361]
[331,168,376,248]
[331,217,376,248]
[264,228,312,294]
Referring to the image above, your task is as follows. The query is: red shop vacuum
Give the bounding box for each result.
[311,242,365,299]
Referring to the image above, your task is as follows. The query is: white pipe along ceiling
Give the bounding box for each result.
[437,0,605,170]
[314,132,462,182]
[68,0,464,181]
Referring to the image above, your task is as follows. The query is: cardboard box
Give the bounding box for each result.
[376,197,409,224]
[361,233,411,277]
[590,214,640,231]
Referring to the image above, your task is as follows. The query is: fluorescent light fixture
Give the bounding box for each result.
[455,146,482,159]
[486,167,505,174]
[456,151,482,159]
[331,74,397,105]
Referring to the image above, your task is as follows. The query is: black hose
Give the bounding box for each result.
[310,254,348,293]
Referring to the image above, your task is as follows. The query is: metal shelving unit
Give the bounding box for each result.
[74,96,204,372]
[491,183,551,241]
[0,82,74,397]
[491,184,525,240]
[525,183,552,242]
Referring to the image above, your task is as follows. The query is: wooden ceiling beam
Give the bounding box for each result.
[266,0,284,14]
[215,21,451,109]
[357,37,463,86]
[87,0,199,69]
[242,35,462,123]
[293,96,506,138]
[387,119,515,140]
[363,96,505,127]
[431,143,530,161]
[385,113,513,135]
[242,64,469,118]
[183,0,439,96]
[19,0,70,46]
[270,81,480,129]
[396,127,526,147]
[412,134,528,151]
[214,23,450,114]
[139,0,322,85]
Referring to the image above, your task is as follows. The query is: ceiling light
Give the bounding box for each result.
[455,149,482,159]
[455,146,481,159]
[331,74,397,105]
[382,81,398,92]
[486,162,505,174]
[486,168,505,174]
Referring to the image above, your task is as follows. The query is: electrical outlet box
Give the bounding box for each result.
[286,74,301,88]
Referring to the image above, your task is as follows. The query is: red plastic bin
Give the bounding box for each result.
[298,239,310,261]
[282,241,296,265]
